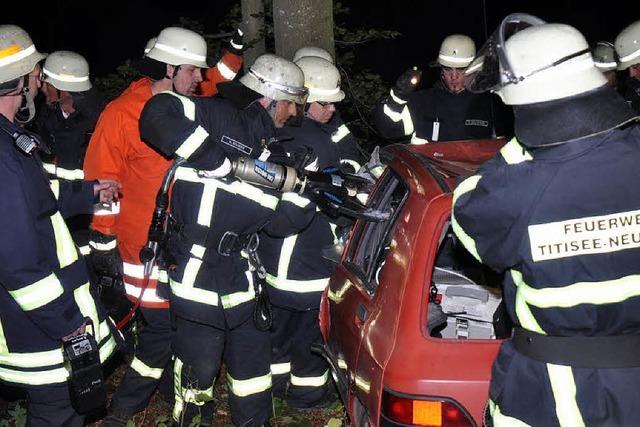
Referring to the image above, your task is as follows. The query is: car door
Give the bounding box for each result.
[328,170,409,421]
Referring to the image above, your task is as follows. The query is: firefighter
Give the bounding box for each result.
[138,53,314,426]
[34,51,106,257]
[0,25,119,425]
[259,56,352,407]
[291,48,362,173]
[373,34,510,144]
[615,20,640,112]
[83,27,226,425]
[455,14,640,425]
[592,41,618,88]
[200,27,244,96]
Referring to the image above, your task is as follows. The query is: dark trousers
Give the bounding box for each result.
[271,306,330,408]
[26,383,84,427]
[109,307,174,414]
[173,316,271,427]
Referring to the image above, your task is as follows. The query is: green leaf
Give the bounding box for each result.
[326,418,343,427]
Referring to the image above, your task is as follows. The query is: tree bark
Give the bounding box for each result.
[272,0,334,61]
[241,0,266,70]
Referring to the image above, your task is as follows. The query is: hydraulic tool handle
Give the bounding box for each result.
[231,157,299,192]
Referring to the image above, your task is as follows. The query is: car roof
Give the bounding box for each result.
[383,138,506,192]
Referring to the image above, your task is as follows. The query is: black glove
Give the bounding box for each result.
[229,28,244,55]
[393,67,422,98]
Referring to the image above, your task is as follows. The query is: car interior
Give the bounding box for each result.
[428,221,512,340]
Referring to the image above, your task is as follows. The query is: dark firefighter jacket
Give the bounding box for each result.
[373,81,510,144]
[139,88,315,329]
[452,128,640,426]
[0,114,116,387]
[258,116,345,310]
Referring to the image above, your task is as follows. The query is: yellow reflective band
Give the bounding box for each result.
[353,374,370,393]
[54,167,84,180]
[451,175,482,262]
[43,162,56,174]
[278,235,297,278]
[227,372,272,397]
[389,88,408,105]
[512,270,640,309]
[49,179,60,199]
[547,364,585,427]
[337,355,347,370]
[500,138,532,165]
[331,124,351,143]
[99,335,117,363]
[175,167,279,210]
[490,399,532,427]
[514,280,545,334]
[220,271,255,309]
[0,348,62,368]
[281,192,311,208]
[197,180,217,226]
[175,125,209,160]
[190,244,206,259]
[130,357,163,379]
[163,91,196,120]
[0,365,68,385]
[382,104,414,135]
[290,370,329,387]
[0,321,7,353]
[78,245,91,256]
[183,257,202,288]
[74,283,101,341]
[266,273,329,293]
[9,273,64,311]
[271,362,291,375]
[174,358,185,421]
[170,279,219,306]
[51,212,79,268]
[217,60,237,80]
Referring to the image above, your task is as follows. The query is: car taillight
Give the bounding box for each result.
[382,391,474,427]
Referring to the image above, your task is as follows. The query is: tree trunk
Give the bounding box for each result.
[241,0,266,70]
[272,0,334,61]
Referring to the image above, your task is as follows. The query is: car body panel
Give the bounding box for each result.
[321,139,506,426]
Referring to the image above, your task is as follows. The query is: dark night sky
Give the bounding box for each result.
[5,1,640,83]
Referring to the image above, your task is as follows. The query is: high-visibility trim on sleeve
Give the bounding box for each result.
[500,138,533,165]
[9,273,64,311]
[54,167,85,180]
[43,162,56,175]
[281,192,311,208]
[340,158,361,172]
[51,212,79,268]
[383,104,414,135]
[175,125,209,160]
[410,134,430,145]
[163,91,196,120]
[130,357,164,379]
[216,60,238,80]
[227,372,272,397]
[389,88,408,105]
[451,175,483,263]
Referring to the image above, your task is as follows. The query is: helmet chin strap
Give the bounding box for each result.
[15,75,36,124]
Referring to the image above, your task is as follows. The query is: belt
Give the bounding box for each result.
[173,221,257,257]
[512,327,640,368]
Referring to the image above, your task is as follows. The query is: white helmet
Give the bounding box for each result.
[240,54,308,104]
[436,34,475,68]
[592,42,618,72]
[43,51,91,92]
[145,27,208,68]
[292,46,333,64]
[615,20,640,70]
[144,37,157,55]
[295,56,344,103]
[0,25,46,95]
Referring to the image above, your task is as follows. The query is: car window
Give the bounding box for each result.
[345,171,408,295]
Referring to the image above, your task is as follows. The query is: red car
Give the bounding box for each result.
[317,139,509,427]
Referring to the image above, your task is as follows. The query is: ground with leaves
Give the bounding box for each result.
[0,357,346,426]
